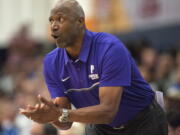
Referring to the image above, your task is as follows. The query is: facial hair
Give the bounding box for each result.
[56,27,80,48]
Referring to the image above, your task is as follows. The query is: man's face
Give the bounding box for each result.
[49,7,81,48]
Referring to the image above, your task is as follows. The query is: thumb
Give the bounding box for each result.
[38,95,52,106]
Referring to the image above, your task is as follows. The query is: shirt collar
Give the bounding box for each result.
[79,30,92,63]
[64,30,92,65]
[64,48,69,65]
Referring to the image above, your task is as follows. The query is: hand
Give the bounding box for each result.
[19,95,62,124]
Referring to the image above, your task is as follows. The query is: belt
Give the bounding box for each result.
[112,99,158,130]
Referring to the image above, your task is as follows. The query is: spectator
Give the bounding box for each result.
[166,67,180,110]
[156,52,174,92]
[30,122,58,135]
[167,111,180,135]
[1,99,19,135]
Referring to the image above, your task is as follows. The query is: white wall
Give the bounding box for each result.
[0,0,52,47]
[0,0,92,47]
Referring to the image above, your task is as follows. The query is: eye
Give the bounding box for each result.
[49,18,54,24]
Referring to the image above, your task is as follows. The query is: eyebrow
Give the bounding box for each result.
[49,11,67,18]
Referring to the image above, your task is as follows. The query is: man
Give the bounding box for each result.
[20,0,168,135]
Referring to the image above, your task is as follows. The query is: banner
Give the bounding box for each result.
[93,0,180,31]
[121,0,180,29]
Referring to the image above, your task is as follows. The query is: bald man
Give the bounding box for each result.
[20,0,168,135]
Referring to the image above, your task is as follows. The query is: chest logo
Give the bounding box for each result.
[89,65,99,80]
[90,65,94,74]
[61,76,70,82]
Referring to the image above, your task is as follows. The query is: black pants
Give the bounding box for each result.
[85,100,168,135]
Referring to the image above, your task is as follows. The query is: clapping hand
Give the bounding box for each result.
[19,95,62,124]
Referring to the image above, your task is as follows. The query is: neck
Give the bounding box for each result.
[66,30,85,59]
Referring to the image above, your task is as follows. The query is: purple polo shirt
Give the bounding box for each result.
[43,30,154,127]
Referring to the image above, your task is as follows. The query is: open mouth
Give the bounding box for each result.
[51,35,59,39]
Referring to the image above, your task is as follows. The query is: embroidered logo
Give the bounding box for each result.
[89,65,99,80]
[90,65,94,74]
[61,76,70,82]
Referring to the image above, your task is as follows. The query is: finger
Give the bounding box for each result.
[27,104,36,111]
[53,101,59,107]
[19,109,32,118]
[38,95,53,106]
[35,103,40,110]
[19,108,30,114]
[19,107,36,115]
[40,103,45,109]
[20,110,36,117]
[19,108,26,114]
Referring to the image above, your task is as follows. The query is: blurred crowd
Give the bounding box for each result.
[0,25,180,135]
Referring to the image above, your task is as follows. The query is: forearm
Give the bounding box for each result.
[68,104,117,124]
[51,87,122,125]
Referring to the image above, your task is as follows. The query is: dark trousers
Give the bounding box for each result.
[85,100,168,135]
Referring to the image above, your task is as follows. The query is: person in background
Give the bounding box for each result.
[156,53,174,92]
[1,99,19,135]
[167,111,180,135]
[30,122,58,135]
[166,67,180,110]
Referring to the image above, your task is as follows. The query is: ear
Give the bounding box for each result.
[77,17,85,26]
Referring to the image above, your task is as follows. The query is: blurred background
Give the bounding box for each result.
[0,0,180,135]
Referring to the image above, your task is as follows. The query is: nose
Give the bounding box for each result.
[51,21,59,32]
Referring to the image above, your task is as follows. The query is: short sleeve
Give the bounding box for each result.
[43,56,66,98]
[99,41,131,87]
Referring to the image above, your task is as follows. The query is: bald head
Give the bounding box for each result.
[52,0,85,19]
[49,0,86,48]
